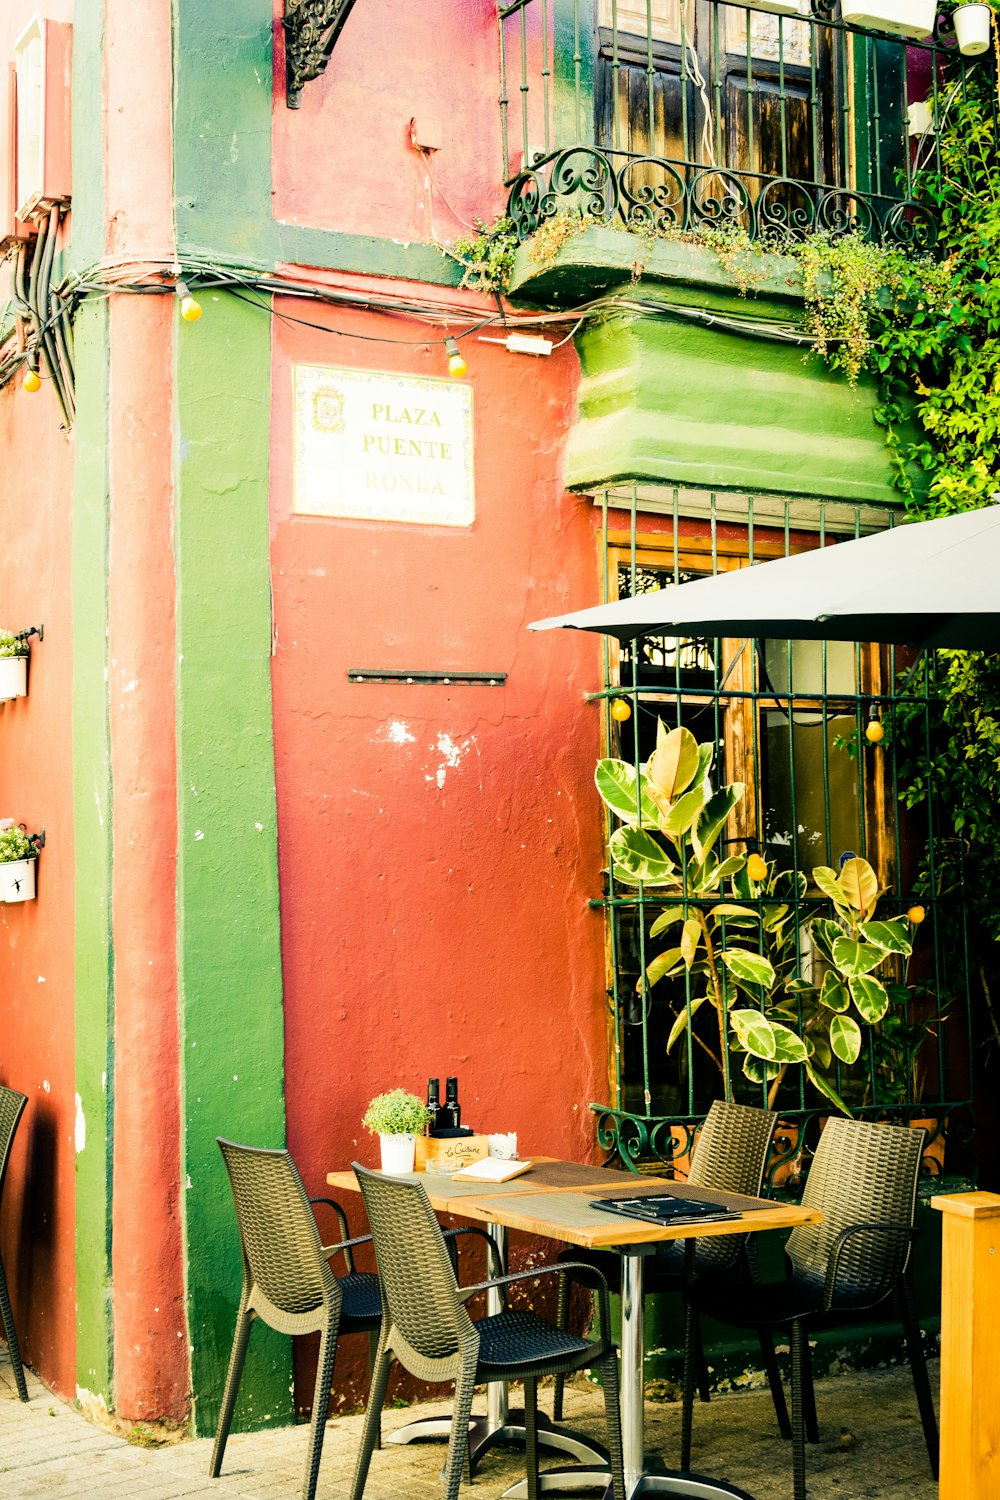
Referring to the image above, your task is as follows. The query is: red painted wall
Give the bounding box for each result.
[272,0,507,243]
[0,379,77,1400]
[269,299,609,1405]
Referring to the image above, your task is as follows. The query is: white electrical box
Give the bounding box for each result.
[12,14,72,223]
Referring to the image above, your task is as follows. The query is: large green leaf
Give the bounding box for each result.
[609,827,676,885]
[644,946,684,988]
[860,919,913,957]
[695,741,714,788]
[680,917,702,970]
[768,1021,808,1063]
[730,1009,777,1060]
[742,1054,782,1083]
[649,906,688,938]
[832,936,885,977]
[715,855,748,885]
[850,973,890,1023]
[820,971,851,1014]
[691,784,745,864]
[805,1059,852,1116]
[829,1013,862,1064]
[710,904,761,921]
[664,782,710,837]
[837,857,879,917]
[666,996,707,1052]
[760,902,790,932]
[812,865,847,907]
[720,949,776,988]
[647,724,701,801]
[594,759,659,827]
[810,917,844,965]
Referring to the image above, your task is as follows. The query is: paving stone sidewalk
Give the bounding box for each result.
[0,1352,939,1500]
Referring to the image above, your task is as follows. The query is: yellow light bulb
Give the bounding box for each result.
[180,295,202,323]
[907,905,926,925]
[865,719,884,744]
[23,367,41,392]
[445,337,467,378]
[747,853,768,883]
[610,697,632,722]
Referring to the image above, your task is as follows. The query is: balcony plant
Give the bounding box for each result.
[0,631,29,702]
[0,821,41,903]
[362,1089,432,1174]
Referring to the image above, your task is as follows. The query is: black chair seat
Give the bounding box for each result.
[475,1307,594,1375]
[340,1271,381,1326]
[688,1275,824,1329]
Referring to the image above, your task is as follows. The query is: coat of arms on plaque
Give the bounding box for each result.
[312,387,345,433]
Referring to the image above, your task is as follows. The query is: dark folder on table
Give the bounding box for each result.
[590,1193,741,1227]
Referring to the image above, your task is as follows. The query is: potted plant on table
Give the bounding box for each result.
[362,1089,432,1174]
[0,632,29,702]
[0,821,42,902]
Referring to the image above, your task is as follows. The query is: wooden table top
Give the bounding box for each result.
[327,1158,822,1250]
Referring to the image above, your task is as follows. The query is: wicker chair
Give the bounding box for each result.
[681,1117,939,1500]
[0,1085,28,1401]
[553,1100,779,1422]
[210,1139,383,1500]
[349,1162,627,1500]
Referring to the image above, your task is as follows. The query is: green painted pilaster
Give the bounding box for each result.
[72,299,115,1410]
[175,292,290,1436]
[554,0,596,150]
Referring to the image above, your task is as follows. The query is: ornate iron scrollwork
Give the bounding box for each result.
[283,0,360,108]
[506,150,939,255]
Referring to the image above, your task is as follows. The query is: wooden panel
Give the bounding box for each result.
[934,1192,1000,1499]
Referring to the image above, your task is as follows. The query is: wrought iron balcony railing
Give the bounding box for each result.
[498,0,980,251]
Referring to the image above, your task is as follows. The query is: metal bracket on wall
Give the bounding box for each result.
[348,669,507,686]
[14,624,43,645]
[283,0,361,108]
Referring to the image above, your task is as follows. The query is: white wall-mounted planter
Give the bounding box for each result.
[379,1133,416,1174]
[954,3,993,55]
[0,858,36,902]
[748,0,807,15]
[0,657,27,700]
[840,0,937,40]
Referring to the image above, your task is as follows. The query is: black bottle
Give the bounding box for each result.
[443,1076,461,1131]
[427,1077,441,1135]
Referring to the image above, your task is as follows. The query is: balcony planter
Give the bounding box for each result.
[954,2,993,54]
[840,0,937,40]
[748,0,806,13]
[0,822,42,903]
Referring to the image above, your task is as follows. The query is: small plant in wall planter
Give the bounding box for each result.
[0,821,43,903]
[362,1089,432,1174]
[0,631,30,702]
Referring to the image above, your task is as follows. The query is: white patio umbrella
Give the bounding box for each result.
[529,504,1000,649]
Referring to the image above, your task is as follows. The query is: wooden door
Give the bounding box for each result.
[595,1,842,236]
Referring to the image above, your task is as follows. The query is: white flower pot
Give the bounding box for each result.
[0,657,27,701]
[379,1133,416,1174]
[840,0,937,41]
[955,3,992,55]
[0,858,35,902]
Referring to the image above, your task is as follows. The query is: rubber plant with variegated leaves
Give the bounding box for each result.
[597,724,919,1112]
[776,856,916,1114]
[596,721,806,1101]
